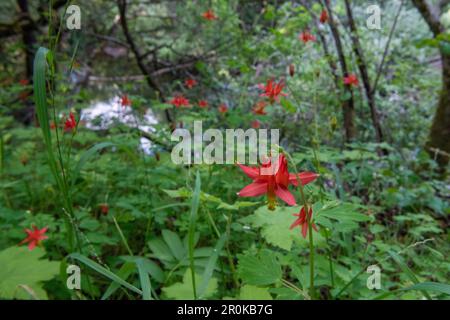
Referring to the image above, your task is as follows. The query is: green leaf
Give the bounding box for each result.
[101,262,136,300]
[240,285,273,300]
[280,97,296,113]
[402,282,450,296]
[136,258,152,300]
[241,205,324,250]
[388,251,432,300]
[237,250,282,286]
[162,230,185,261]
[0,246,59,299]
[162,269,217,300]
[198,234,227,299]
[69,253,142,296]
[148,238,175,262]
[71,142,114,186]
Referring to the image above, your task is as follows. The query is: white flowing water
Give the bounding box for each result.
[81,96,159,155]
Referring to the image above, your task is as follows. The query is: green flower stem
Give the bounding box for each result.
[285,152,315,300]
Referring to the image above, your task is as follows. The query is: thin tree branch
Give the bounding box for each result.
[344,0,384,144]
[372,0,404,94]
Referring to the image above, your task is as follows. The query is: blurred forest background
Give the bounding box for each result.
[0,0,448,300]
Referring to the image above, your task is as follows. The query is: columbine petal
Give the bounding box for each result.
[289,172,318,186]
[237,164,260,179]
[275,186,296,206]
[301,223,308,238]
[289,216,302,230]
[237,181,268,197]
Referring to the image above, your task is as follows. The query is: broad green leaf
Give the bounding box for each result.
[241,205,325,250]
[240,285,273,300]
[0,246,59,299]
[162,269,217,300]
[237,250,282,286]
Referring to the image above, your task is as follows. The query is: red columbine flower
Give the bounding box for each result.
[251,120,261,129]
[320,9,328,24]
[185,78,197,89]
[99,203,109,215]
[237,154,318,210]
[121,95,132,107]
[64,112,77,132]
[252,101,267,115]
[19,79,29,86]
[170,95,190,108]
[290,206,318,238]
[50,121,56,130]
[218,103,228,113]
[299,31,316,43]
[344,74,359,87]
[202,9,217,20]
[258,79,287,103]
[19,225,48,251]
[198,100,209,108]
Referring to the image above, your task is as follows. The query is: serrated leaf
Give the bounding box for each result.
[240,285,273,300]
[0,246,59,299]
[162,269,217,299]
[237,250,282,286]
[241,205,324,250]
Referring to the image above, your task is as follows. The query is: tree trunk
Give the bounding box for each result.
[426,51,450,169]
[324,0,356,142]
[412,0,450,171]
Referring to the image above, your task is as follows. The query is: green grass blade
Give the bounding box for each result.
[401,282,450,296]
[198,234,227,299]
[136,258,152,300]
[33,47,61,188]
[69,253,142,295]
[188,171,201,299]
[101,261,136,300]
[388,250,432,300]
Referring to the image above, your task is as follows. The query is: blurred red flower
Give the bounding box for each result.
[299,31,316,43]
[19,79,29,86]
[237,154,318,210]
[202,9,217,20]
[258,79,287,103]
[252,101,267,115]
[290,206,318,238]
[251,120,261,129]
[121,95,132,107]
[344,74,359,87]
[185,78,197,89]
[218,103,228,113]
[64,112,77,132]
[19,225,48,251]
[198,100,209,108]
[170,95,190,108]
[320,9,328,24]
[99,203,109,215]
